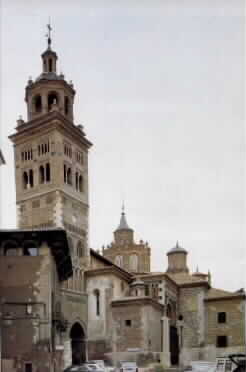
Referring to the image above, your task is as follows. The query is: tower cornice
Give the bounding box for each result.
[25,78,75,102]
[9,111,92,149]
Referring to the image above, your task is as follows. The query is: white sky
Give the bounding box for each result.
[0,0,245,291]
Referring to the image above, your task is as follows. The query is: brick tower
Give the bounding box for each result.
[9,27,92,289]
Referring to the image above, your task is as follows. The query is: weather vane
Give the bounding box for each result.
[46,18,52,48]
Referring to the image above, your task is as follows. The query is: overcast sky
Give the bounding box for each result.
[0,0,245,291]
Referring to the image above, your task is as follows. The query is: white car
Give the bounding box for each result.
[184,361,216,372]
[119,362,138,372]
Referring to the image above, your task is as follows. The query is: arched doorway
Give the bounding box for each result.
[167,303,179,366]
[70,322,86,365]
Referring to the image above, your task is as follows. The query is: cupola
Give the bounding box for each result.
[166,241,189,274]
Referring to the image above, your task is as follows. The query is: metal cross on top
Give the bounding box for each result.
[46,19,52,48]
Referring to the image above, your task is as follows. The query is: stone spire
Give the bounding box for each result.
[114,205,134,244]
[116,204,131,231]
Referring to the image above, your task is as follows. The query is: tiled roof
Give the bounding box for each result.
[205,288,237,299]
[166,272,206,285]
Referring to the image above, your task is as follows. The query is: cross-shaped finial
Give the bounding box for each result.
[46,18,52,48]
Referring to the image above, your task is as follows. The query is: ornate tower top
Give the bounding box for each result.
[23,25,75,123]
[115,204,132,231]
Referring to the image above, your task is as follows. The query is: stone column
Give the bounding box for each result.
[63,339,72,368]
[161,316,170,367]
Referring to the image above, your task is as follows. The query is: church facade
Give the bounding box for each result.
[86,211,246,367]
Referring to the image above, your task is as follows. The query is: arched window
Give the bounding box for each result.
[115,255,123,268]
[65,96,70,115]
[34,95,42,113]
[49,58,53,72]
[64,164,67,183]
[94,289,100,316]
[3,241,19,256]
[130,254,138,272]
[23,171,29,189]
[46,163,50,182]
[29,169,34,188]
[77,241,84,257]
[75,172,79,191]
[48,92,58,111]
[79,175,83,192]
[39,166,45,184]
[67,168,72,185]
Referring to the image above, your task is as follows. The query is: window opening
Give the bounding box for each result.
[125,320,132,327]
[29,169,34,188]
[39,166,45,184]
[23,171,28,189]
[218,312,226,324]
[49,58,53,72]
[46,163,50,182]
[34,95,42,113]
[217,335,228,348]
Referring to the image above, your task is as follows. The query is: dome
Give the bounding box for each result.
[167,241,187,255]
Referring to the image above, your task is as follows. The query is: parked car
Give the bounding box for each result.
[64,363,104,372]
[183,361,216,372]
[119,361,138,372]
[88,360,105,371]
[86,363,104,372]
[64,366,92,372]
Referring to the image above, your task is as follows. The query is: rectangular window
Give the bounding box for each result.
[217,335,228,348]
[25,363,32,372]
[125,319,132,327]
[218,312,226,323]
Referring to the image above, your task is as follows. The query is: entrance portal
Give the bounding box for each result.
[169,326,179,365]
[70,322,86,365]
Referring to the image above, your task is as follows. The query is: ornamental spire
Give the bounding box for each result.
[116,204,131,231]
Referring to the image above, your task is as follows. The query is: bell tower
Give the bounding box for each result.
[9,26,92,288]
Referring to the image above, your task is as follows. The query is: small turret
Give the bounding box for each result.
[166,241,189,274]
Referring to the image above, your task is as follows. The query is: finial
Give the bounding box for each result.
[46,18,52,48]
[196,265,199,273]
[122,201,125,215]
[176,241,179,248]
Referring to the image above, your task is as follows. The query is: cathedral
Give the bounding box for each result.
[0,27,245,372]
[86,209,245,367]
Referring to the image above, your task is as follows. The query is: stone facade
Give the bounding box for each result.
[0,229,73,372]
